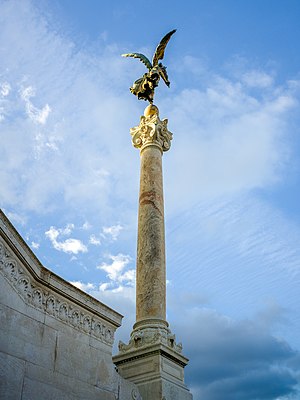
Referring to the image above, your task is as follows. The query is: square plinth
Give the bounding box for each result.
[113,343,193,400]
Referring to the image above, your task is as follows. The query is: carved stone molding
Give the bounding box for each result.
[118,324,182,355]
[130,105,173,152]
[0,240,114,345]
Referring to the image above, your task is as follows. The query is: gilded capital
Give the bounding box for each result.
[130,105,173,152]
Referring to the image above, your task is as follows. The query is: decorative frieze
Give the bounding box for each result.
[0,240,114,345]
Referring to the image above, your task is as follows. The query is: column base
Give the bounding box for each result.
[113,323,193,400]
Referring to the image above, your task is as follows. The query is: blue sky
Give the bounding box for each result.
[1,1,300,399]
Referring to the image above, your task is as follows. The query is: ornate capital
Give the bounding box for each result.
[130,105,173,152]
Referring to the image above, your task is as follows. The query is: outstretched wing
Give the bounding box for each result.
[152,29,176,66]
[121,53,152,70]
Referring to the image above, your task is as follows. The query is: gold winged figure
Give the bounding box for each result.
[122,29,176,103]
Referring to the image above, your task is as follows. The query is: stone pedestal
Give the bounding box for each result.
[113,321,192,400]
[113,105,192,400]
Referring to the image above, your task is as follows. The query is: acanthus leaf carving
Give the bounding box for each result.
[118,324,183,355]
[130,108,173,152]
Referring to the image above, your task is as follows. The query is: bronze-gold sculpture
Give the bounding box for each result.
[122,29,176,103]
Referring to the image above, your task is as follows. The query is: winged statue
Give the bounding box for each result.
[122,29,176,103]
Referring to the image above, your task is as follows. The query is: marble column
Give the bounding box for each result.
[113,105,193,400]
[135,105,168,327]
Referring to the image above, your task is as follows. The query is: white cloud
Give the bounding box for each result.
[94,253,136,334]
[56,237,87,254]
[60,223,74,235]
[1,82,11,96]
[119,269,135,283]
[242,70,274,88]
[69,281,96,292]
[33,132,60,160]
[20,86,51,125]
[102,224,123,241]
[31,241,39,249]
[45,225,87,254]
[88,225,123,246]
[82,221,92,230]
[0,81,11,121]
[97,253,133,283]
[99,282,110,291]
[89,234,101,246]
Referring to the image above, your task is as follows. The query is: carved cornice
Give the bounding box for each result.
[130,106,173,152]
[0,210,122,326]
[0,239,115,346]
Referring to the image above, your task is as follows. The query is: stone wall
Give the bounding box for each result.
[0,210,141,400]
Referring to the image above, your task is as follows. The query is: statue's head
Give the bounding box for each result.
[148,67,160,84]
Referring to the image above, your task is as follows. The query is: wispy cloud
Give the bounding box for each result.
[45,224,87,254]
[31,241,40,250]
[102,224,123,241]
[0,81,11,121]
[242,70,274,88]
[89,234,101,246]
[82,221,92,230]
[20,85,51,125]
[166,193,300,359]
[3,210,27,226]
[1,82,11,97]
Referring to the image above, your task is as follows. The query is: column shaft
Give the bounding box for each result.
[136,144,166,323]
